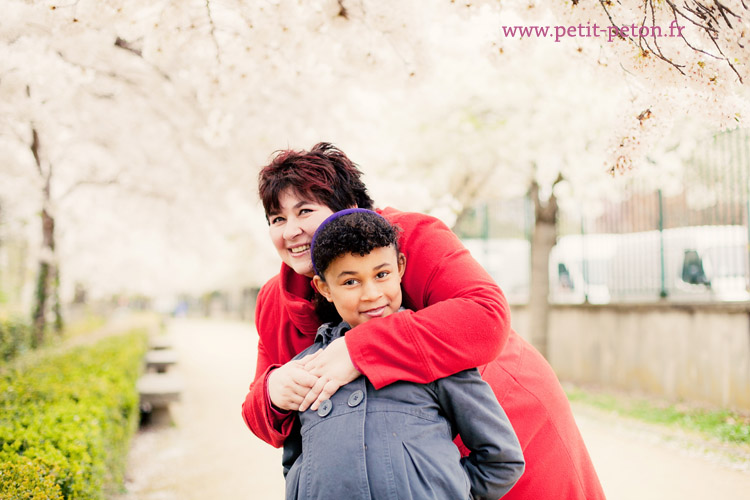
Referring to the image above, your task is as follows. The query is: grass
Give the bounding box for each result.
[565,384,750,446]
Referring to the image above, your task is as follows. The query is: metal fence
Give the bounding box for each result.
[454,197,533,304]
[457,128,750,304]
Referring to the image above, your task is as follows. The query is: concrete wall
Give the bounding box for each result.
[509,303,750,411]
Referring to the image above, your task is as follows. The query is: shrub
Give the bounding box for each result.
[0,457,63,499]
[0,319,33,363]
[0,330,147,499]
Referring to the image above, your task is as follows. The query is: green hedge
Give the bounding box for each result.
[0,319,34,362]
[0,330,148,499]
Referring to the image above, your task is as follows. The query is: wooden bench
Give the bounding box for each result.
[144,349,179,373]
[137,372,183,412]
[148,335,174,350]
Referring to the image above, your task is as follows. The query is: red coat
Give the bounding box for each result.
[242,207,605,500]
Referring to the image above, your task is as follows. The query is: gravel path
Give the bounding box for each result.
[113,317,750,499]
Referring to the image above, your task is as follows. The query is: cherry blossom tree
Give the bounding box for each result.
[0,0,245,335]
[0,0,747,348]
[523,0,750,172]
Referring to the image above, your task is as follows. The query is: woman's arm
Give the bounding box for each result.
[436,369,525,499]
[348,209,510,387]
[242,362,292,447]
[241,280,317,447]
[300,209,511,410]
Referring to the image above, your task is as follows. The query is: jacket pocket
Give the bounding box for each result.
[401,440,470,500]
[284,452,303,500]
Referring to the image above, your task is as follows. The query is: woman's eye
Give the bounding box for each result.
[299,208,312,215]
[270,216,285,225]
[376,271,389,279]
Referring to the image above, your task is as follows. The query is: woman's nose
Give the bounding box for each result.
[283,219,303,240]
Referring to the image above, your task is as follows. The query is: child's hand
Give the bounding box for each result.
[299,337,361,411]
[267,360,320,411]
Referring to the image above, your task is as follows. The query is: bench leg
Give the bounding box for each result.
[140,405,175,427]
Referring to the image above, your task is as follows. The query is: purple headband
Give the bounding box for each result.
[310,208,385,276]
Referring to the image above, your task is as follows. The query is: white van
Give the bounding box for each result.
[549,226,750,303]
[548,233,618,304]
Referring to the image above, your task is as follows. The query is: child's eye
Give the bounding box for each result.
[376,271,389,279]
[342,279,358,286]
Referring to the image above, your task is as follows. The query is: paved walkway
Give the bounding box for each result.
[113,318,750,499]
[574,403,750,500]
[113,318,284,499]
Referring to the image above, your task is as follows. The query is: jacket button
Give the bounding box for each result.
[317,399,333,417]
[347,390,364,407]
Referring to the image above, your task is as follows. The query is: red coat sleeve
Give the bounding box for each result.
[345,209,511,389]
[241,280,296,448]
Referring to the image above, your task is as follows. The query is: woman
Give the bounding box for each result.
[242,143,605,499]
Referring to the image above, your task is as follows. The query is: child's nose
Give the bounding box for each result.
[361,281,382,300]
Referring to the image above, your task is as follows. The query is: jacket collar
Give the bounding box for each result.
[313,307,406,346]
[315,320,351,346]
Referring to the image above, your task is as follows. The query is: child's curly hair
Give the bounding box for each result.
[311,209,401,279]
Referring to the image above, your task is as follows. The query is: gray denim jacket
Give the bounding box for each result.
[282,320,525,500]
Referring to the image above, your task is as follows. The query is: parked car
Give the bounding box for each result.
[549,225,750,303]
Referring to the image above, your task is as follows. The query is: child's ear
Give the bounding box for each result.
[312,275,334,302]
[397,253,406,278]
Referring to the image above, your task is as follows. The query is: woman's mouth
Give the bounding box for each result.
[288,244,310,256]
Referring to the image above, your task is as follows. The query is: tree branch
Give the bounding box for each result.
[596,0,747,82]
[30,126,43,177]
[52,50,202,137]
[205,0,222,66]
[59,176,120,200]
[114,36,143,57]
[598,0,686,74]
[664,3,722,60]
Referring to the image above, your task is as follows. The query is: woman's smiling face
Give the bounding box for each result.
[267,189,336,277]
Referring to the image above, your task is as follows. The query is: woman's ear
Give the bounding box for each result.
[397,253,406,278]
[312,275,333,302]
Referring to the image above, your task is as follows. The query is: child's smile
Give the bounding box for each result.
[361,305,388,318]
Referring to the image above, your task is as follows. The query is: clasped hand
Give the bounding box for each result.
[267,336,361,412]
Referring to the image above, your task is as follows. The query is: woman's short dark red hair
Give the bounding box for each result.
[258,142,374,217]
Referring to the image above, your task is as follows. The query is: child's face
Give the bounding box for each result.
[314,245,406,327]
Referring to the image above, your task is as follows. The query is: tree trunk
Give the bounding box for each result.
[53,265,63,333]
[32,206,56,344]
[29,127,62,343]
[528,177,560,360]
[32,260,49,347]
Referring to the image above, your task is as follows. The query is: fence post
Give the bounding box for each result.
[581,215,589,303]
[746,197,750,293]
[745,130,750,292]
[481,201,489,241]
[658,189,667,298]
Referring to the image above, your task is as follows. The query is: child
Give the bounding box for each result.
[281,208,524,500]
